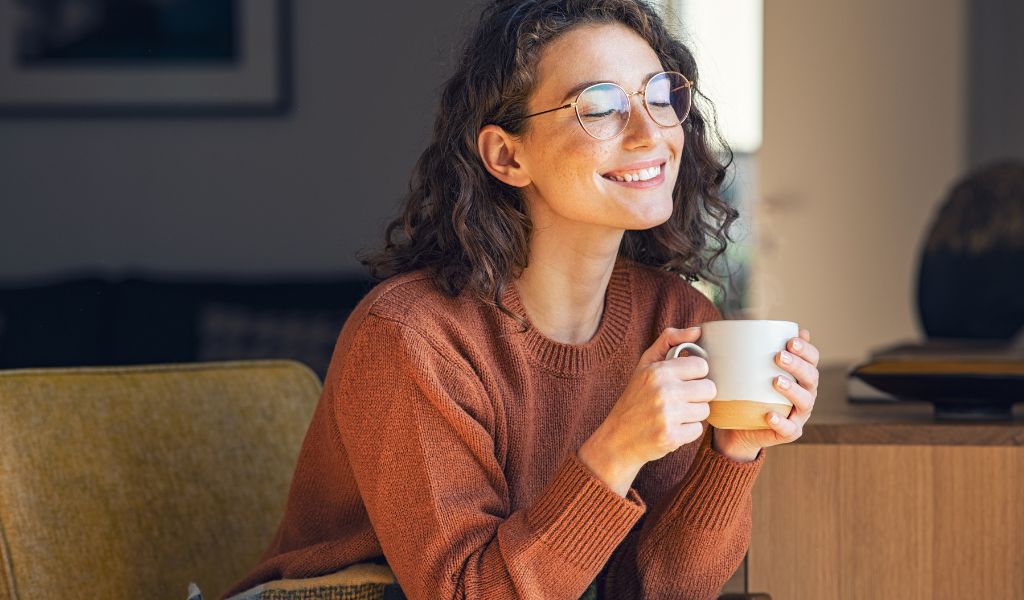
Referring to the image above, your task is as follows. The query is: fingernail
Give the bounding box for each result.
[776,375,791,389]
[792,339,803,351]
[769,413,780,424]
[780,350,792,364]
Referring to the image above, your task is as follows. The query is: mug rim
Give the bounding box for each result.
[700,319,797,327]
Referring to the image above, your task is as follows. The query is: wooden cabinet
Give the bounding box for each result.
[745,365,1024,599]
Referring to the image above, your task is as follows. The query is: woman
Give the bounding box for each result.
[225,0,820,598]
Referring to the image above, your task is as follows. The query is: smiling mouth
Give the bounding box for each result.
[601,162,666,183]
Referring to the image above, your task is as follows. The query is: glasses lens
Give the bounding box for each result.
[645,72,691,126]
[575,83,630,139]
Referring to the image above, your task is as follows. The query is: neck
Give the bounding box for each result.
[514,229,624,345]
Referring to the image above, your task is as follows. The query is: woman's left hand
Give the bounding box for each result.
[712,329,820,461]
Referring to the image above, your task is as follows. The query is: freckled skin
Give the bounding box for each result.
[516,22,686,238]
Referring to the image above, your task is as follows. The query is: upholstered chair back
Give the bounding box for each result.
[0,360,320,600]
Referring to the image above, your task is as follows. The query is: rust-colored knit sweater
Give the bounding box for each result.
[223,256,765,599]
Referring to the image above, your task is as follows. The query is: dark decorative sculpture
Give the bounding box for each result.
[916,161,1024,341]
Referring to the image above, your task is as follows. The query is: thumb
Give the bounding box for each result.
[638,326,702,368]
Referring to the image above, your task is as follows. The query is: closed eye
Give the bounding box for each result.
[581,109,619,119]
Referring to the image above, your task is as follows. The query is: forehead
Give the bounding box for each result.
[533,22,665,97]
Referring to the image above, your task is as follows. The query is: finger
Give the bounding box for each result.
[766,410,803,441]
[661,355,710,381]
[776,350,820,393]
[670,421,706,446]
[675,394,712,422]
[677,377,716,402]
[800,328,811,342]
[787,336,820,368]
[773,375,815,421]
[640,327,702,368]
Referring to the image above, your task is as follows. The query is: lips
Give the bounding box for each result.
[602,157,668,175]
[601,158,668,183]
[603,163,663,182]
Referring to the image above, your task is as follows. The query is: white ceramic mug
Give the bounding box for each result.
[665,319,800,430]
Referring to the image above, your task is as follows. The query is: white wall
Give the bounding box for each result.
[750,0,967,363]
[0,2,475,280]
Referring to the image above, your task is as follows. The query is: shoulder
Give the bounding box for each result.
[357,269,458,318]
[624,259,723,324]
[329,271,495,423]
[338,269,488,367]
[358,270,486,331]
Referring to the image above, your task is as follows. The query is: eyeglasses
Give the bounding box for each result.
[518,71,693,140]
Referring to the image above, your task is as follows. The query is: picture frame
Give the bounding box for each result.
[0,0,291,117]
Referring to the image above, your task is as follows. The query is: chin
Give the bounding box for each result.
[625,196,675,230]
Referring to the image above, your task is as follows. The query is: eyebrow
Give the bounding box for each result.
[559,70,662,103]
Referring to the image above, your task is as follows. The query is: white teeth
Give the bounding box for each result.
[606,164,661,182]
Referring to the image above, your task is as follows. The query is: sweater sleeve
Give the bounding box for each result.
[334,313,646,600]
[599,430,764,599]
[595,284,765,599]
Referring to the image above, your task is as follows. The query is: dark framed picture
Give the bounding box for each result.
[0,0,291,116]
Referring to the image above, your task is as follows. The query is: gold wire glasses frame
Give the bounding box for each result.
[518,71,694,140]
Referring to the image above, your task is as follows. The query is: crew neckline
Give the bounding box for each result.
[501,257,634,375]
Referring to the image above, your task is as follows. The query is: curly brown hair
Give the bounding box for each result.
[359,0,739,324]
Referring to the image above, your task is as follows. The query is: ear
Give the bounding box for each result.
[477,124,532,188]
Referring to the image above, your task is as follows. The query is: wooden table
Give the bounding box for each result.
[744,364,1024,599]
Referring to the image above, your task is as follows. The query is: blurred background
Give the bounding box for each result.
[0,0,1021,376]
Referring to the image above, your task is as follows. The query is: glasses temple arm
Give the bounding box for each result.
[520,102,574,120]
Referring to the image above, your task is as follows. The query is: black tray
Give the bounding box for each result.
[849,366,1024,421]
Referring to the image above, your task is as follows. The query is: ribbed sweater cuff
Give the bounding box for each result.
[653,433,764,534]
[526,454,646,573]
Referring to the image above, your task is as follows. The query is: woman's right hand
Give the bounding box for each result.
[577,326,716,497]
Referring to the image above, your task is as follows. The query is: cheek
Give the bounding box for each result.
[666,128,686,182]
[673,127,686,156]
[537,131,607,186]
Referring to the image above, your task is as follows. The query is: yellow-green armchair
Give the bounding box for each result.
[0,360,319,600]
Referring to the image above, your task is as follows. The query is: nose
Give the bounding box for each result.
[620,91,660,148]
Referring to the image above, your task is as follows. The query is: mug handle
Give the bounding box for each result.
[665,342,708,361]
